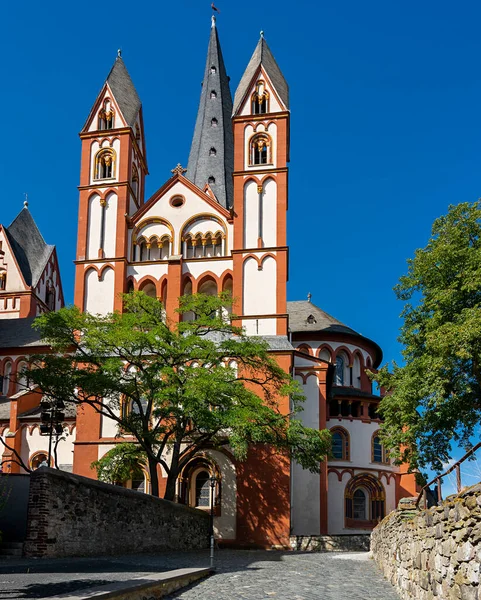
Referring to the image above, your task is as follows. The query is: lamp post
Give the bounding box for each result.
[209,474,216,570]
[40,398,65,468]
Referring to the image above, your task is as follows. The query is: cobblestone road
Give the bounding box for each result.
[0,549,399,599]
[165,550,399,600]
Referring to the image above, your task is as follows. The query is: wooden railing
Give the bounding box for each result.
[416,441,481,509]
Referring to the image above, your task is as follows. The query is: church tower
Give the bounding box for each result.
[74,55,148,315]
[186,16,234,208]
[231,34,290,336]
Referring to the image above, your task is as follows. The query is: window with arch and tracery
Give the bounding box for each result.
[330,427,350,460]
[345,473,385,528]
[131,165,139,199]
[335,352,349,386]
[178,457,221,513]
[95,149,115,180]
[251,80,269,114]
[250,133,271,166]
[372,432,390,464]
[98,101,115,130]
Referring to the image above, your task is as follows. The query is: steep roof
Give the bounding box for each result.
[5,207,54,287]
[233,35,289,115]
[287,300,383,366]
[0,317,47,348]
[186,17,234,208]
[106,56,142,127]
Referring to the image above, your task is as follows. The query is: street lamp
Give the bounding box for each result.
[40,398,65,468]
[209,474,217,570]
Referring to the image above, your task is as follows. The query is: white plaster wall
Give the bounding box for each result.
[291,374,320,535]
[243,255,276,315]
[137,222,171,242]
[183,260,233,279]
[100,407,120,438]
[0,230,25,291]
[327,419,398,473]
[19,425,76,472]
[262,177,277,248]
[84,267,115,315]
[0,297,20,318]
[103,192,118,258]
[242,318,276,336]
[127,264,168,282]
[207,449,237,539]
[87,194,101,260]
[243,180,258,249]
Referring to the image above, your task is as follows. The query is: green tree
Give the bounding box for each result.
[28,291,331,499]
[372,201,481,472]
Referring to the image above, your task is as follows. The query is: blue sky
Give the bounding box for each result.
[2,0,481,377]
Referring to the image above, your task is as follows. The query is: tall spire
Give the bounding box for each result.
[186,16,234,208]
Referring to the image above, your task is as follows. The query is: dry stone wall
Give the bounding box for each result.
[371,484,481,600]
[24,467,210,558]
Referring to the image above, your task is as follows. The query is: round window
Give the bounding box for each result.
[170,196,185,208]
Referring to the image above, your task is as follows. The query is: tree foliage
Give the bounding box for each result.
[28,291,331,499]
[91,443,147,484]
[372,201,481,472]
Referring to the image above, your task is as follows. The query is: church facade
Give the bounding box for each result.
[0,19,417,548]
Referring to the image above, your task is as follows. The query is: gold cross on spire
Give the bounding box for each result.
[171,164,187,176]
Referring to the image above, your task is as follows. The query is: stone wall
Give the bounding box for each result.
[290,535,370,552]
[24,467,210,558]
[371,484,481,600]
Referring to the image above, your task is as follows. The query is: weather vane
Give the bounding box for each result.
[24,193,29,208]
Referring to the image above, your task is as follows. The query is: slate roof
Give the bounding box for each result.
[5,208,54,288]
[186,17,234,208]
[233,35,289,115]
[0,399,10,420]
[0,317,47,349]
[105,56,142,127]
[287,300,383,367]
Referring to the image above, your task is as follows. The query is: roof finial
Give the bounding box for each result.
[260,30,264,38]
[171,163,187,176]
[307,292,312,303]
[24,193,29,208]
[211,14,216,27]
[117,48,122,58]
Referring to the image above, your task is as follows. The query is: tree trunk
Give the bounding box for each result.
[147,455,160,498]
[163,442,181,502]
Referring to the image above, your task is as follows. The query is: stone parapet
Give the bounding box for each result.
[371,483,481,599]
[23,467,209,558]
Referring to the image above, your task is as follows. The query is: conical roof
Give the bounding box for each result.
[105,56,141,127]
[233,35,289,115]
[186,17,234,208]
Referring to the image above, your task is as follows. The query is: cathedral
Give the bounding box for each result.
[0,18,417,548]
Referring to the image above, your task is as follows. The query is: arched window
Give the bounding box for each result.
[345,473,385,528]
[195,470,211,507]
[16,361,28,392]
[210,90,217,99]
[330,427,349,460]
[335,351,350,386]
[2,362,12,396]
[160,236,170,259]
[208,176,216,185]
[98,101,114,130]
[0,271,6,291]
[353,489,367,520]
[140,282,156,298]
[353,353,362,389]
[135,124,141,140]
[210,65,216,74]
[131,165,139,199]
[372,431,389,464]
[137,240,147,262]
[46,281,55,311]
[251,80,269,114]
[211,118,218,127]
[95,149,115,180]
[319,348,332,363]
[250,134,271,166]
[179,457,221,512]
[127,280,134,294]
[210,147,217,156]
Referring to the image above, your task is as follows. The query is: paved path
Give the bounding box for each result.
[164,550,400,600]
[0,550,398,599]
